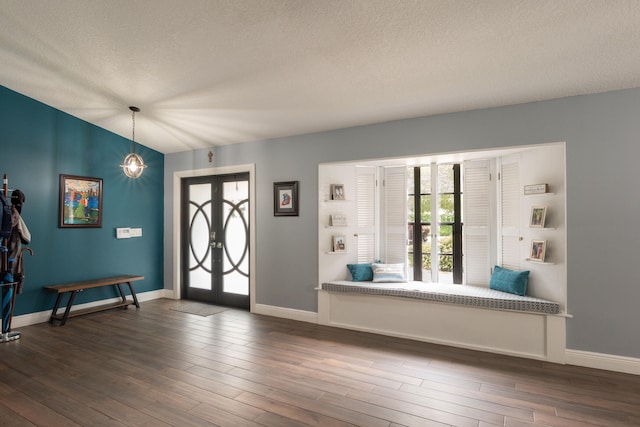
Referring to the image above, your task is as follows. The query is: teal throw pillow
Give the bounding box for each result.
[490,265,530,296]
[347,263,373,282]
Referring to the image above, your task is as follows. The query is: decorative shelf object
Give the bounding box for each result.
[330,183,345,200]
[529,206,547,228]
[330,213,347,226]
[529,240,547,262]
[524,183,548,195]
[332,235,347,252]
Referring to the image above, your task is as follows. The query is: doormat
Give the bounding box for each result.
[169,301,228,317]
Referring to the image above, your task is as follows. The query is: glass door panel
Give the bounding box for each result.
[182,173,250,309]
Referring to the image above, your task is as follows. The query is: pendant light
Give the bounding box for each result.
[121,106,147,178]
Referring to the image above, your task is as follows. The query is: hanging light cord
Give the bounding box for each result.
[130,106,139,154]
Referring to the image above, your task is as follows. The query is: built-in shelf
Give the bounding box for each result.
[326,251,349,255]
[325,225,348,228]
[525,192,555,196]
[525,259,555,265]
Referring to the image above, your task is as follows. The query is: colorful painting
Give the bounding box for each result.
[59,175,103,227]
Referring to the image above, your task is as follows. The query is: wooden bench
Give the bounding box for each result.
[44,275,143,325]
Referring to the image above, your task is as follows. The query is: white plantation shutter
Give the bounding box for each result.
[383,167,407,266]
[356,167,376,263]
[463,160,491,285]
[500,160,520,270]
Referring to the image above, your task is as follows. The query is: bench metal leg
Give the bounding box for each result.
[60,291,79,326]
[126,281,140,308]
[115,283,127,304]
[49,293,64,323]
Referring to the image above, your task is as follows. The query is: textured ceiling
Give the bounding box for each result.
[1,1,640,154]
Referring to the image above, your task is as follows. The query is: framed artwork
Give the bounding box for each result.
[273,181,299,216]
[330,184,345,200]
[529,206,547,228]
[332,235,347,252]
[530,240,547,262]
[59,174,103,228]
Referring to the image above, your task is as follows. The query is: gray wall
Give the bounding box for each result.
[165,88,640,358]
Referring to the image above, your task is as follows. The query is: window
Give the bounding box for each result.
[407,164,462,283]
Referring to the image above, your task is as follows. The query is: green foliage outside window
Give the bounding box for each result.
[418,235,453,271]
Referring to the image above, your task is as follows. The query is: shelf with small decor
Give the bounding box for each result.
[525,183,560,265]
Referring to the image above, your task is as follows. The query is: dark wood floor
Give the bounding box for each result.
[1,299,639,427]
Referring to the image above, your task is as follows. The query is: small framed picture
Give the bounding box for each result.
[330,184,345,200]
[529,206,547,228]
[330,214,347,226]
[530,240,547,262]
[273,181,299,216]
[332,235,347,252]
[59,174,103,228]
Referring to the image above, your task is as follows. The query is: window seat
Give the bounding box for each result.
[320,281,560,315]
[317,281,566,363]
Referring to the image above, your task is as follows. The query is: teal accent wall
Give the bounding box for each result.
[0,85,164,315]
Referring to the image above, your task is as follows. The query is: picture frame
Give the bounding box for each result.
[330,184,345,200]
[529,206,547,228]
[332,235,347,252]
[273,181,299,216]
[59,174,103,228]
[529,240,547,262]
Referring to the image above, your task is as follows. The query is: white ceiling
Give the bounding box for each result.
[2,1,640,154]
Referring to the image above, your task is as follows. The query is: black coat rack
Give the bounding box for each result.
[1,174,33,343]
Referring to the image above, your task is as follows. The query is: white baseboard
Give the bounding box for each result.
[11,289,172,328]
[566,349,640,376]
[253,303,317,324]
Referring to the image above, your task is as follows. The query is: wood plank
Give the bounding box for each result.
[43,275,144,292]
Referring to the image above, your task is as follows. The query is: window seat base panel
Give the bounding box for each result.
[318,283,566,363]
[321,281,560,314]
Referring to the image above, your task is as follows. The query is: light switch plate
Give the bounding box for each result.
[116,227,131,239]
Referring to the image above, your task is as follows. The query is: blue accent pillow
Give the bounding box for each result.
[347,263,373,282]
[371,263,406,283]
[490,265,530,296]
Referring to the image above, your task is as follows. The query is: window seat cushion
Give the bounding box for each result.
[320,281,560,315]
